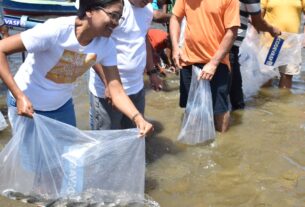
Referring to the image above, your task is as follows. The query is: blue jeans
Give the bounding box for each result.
[7,93,76,127]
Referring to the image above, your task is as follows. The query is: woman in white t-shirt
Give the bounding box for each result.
[0,0,153,136]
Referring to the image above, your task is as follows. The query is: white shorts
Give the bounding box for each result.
[278,64,301,75]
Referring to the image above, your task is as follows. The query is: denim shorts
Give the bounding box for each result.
[89,88,145,130]
[7,93,76,127]
[180,63,231,115]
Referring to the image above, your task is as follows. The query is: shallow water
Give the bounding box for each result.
[145,78,305,207]
[1,36,305,207]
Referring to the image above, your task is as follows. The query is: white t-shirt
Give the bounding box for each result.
[15,16,117,111]
[89,0,153,98]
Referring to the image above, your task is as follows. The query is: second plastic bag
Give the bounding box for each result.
[0,108,145,204]
[239,26,304,98]
[178,66,216,145]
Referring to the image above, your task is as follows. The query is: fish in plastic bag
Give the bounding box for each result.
[178,66,216,145]
[0,107,145,204]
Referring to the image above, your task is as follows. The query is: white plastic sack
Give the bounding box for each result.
[178,66,216,145]
[239,38,278,98]
[0,108,145,204]
[0,111,8,131]
[239,26,304,98]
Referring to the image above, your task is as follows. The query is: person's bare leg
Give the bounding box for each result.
[279,73,292,89]
[214,111,230,132]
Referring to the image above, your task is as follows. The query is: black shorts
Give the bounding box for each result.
[179,63,231,115]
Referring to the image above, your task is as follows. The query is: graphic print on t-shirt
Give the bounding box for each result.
[46,50,97,83]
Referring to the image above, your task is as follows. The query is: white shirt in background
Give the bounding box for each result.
[89,0,153,98]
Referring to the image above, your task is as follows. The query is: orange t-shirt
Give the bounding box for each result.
[172,0,240,67]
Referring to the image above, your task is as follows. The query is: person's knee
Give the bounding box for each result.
[214,111,230,132]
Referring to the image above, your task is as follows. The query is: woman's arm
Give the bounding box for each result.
[0,34,33,117]
[92,64,111,100]
[94,65,153,136]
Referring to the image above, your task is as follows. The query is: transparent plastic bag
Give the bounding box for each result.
[0,111,8,131]
[178,66,216,145]
[239,26,304,98]
[0,108,145,204]
[258,32,303,69]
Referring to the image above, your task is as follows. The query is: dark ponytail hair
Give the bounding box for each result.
[78,0,123,19]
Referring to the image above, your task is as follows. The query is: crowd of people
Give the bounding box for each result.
[0,0,304,135]
[0,0,305,203]
[0,0,304,199]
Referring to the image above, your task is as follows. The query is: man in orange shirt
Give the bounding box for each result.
[170,0,240,132]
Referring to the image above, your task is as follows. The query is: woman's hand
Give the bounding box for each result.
[16,94,34,118]
[133,113,154,137]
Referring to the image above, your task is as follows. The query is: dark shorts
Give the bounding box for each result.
[179,63,231,115]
